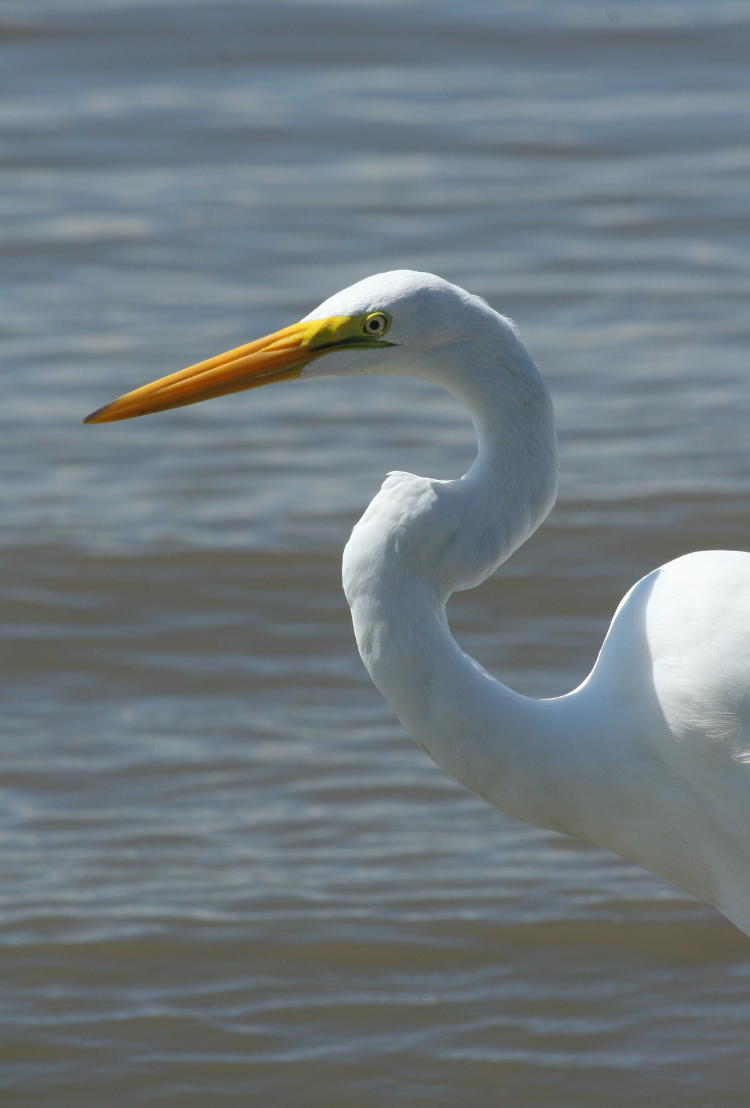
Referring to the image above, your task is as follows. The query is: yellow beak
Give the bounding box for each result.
[83,314,371,424]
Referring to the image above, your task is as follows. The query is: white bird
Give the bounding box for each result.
[85,270,750,936]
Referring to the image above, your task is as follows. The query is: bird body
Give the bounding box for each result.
[85,270,750,936]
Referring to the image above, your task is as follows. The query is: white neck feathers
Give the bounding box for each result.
[342,324,580,832]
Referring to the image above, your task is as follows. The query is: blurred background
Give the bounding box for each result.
[2,1,750,1105]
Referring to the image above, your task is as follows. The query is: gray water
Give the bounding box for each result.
[3,1,750,1104]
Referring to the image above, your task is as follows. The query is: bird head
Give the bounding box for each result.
[82,271,515,424]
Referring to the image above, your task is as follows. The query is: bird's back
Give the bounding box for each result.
[581,549,750,930]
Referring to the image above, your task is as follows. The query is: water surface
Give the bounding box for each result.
[3,1,750,1104]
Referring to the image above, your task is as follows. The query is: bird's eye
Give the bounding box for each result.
[363,312,390,336]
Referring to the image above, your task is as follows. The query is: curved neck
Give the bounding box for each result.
[342,347,590,835]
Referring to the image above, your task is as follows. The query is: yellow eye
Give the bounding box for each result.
[363,312,390,336]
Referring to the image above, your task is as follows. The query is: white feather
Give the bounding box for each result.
[308,271,750,935]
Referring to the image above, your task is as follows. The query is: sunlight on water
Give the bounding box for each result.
[3,1,750,1104]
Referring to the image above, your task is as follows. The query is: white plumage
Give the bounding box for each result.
[86,270,750,936]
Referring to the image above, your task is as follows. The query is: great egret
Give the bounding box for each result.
[85,271,750,936]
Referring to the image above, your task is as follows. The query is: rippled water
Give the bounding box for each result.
[3,1,750,1104]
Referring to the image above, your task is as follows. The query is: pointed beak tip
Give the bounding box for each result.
[82,405,114,425]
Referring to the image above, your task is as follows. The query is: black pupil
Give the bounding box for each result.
[368,317,382,332]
